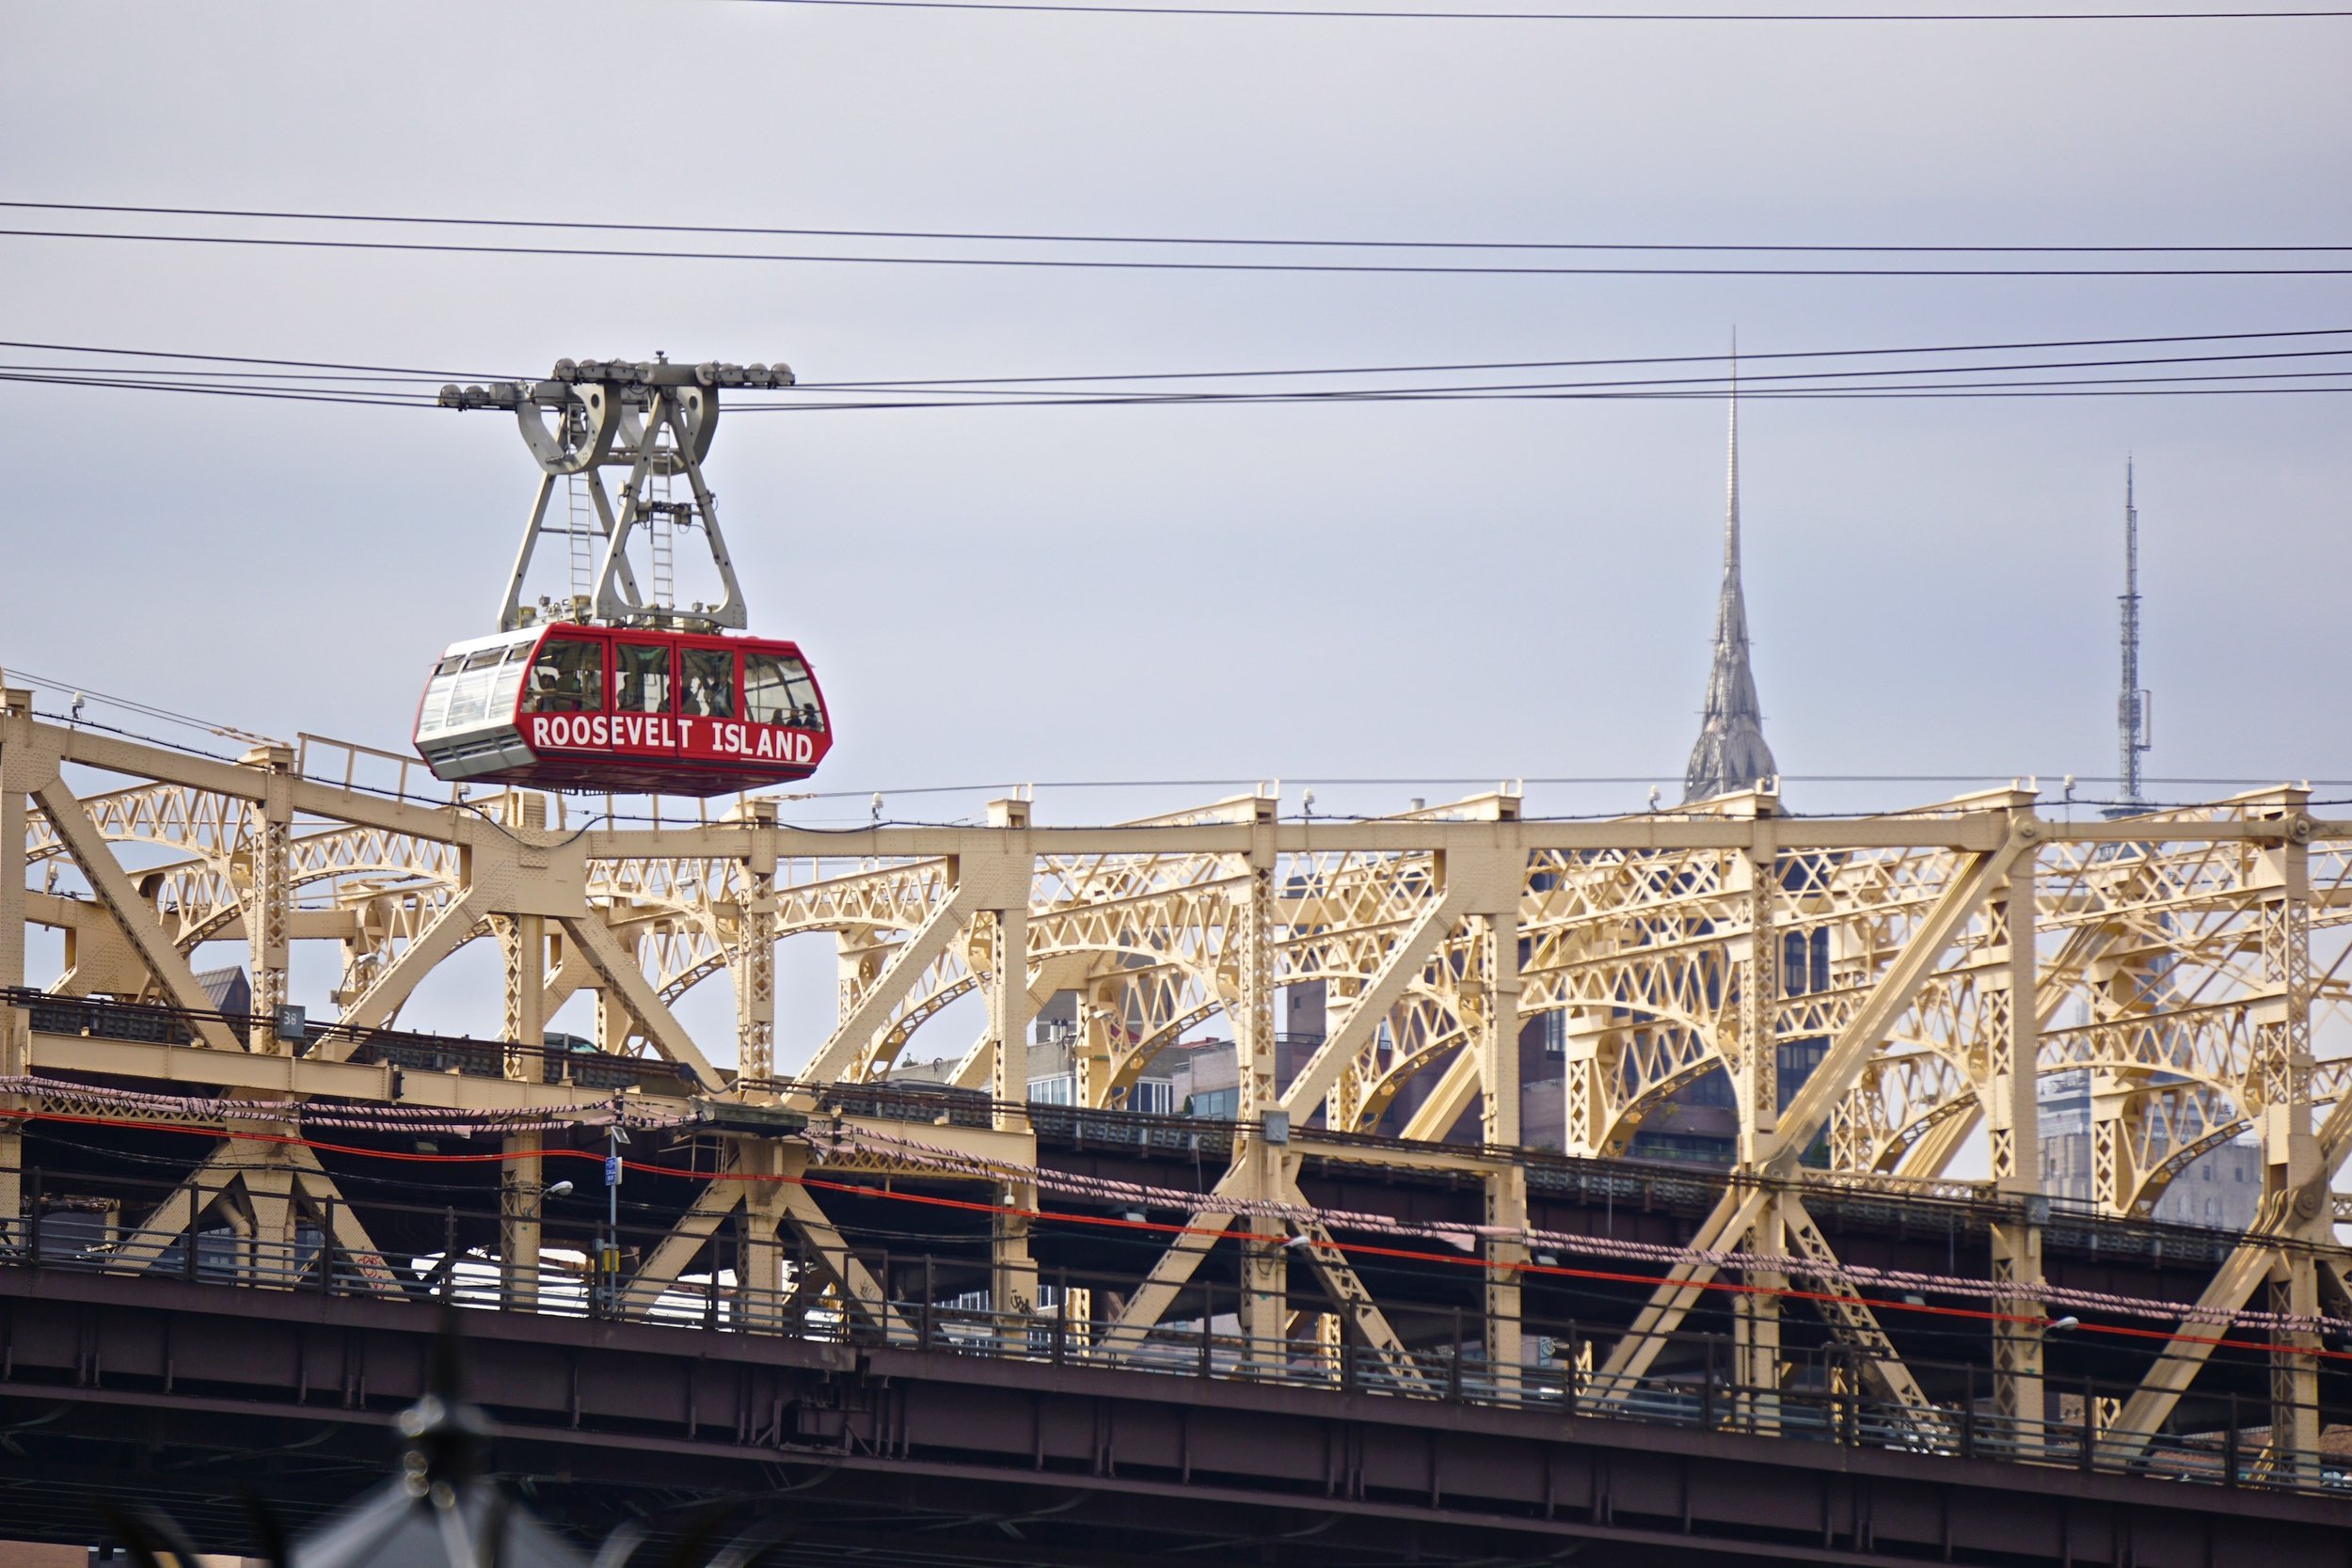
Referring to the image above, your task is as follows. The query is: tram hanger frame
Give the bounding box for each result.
[473,358,795,636]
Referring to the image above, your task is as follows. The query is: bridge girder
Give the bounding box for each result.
[5,689,2351,1468]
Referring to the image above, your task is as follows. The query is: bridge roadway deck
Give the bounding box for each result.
[3,1262,2348,1568]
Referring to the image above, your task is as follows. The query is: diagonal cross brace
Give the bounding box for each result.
[34,781,243,1052]
[331,887,487,1039]
[799,888,982,1095]
[1780,1192,1953,1446]
[1282,889,1463,1122]
[1286,1215,1435,1396]
[559,912,723,1089]
[1599,832,2031,1392]
[2103,1086,2352,1456]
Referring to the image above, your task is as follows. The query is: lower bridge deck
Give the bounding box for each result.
[2,1261,2347,1568]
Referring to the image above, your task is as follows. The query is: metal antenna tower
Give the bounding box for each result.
[2116,457,2152,804]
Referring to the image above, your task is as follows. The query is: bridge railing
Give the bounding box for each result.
[2,986,695,1093]
[1,1163,2342,1502]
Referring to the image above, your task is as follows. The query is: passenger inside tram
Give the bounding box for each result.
[521,638,605,714]
[614,643,674,714]
[682,648,736,718]
[743,651,824,729]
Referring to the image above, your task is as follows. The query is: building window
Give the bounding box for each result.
[1782,928,1831,995]
[1776,1037,1827,1109]
[1185,1087,1239,1120]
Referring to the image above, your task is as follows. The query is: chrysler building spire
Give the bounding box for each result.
[1682,352,1778,802]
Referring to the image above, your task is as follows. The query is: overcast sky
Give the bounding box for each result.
[6,2,2348,1042]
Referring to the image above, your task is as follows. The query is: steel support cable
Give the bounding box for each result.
[25,351,2352,396]
[12,368,2352,414]
[739,384,2352,410]
[0,364,480,385]
[745,364,2352,406]
[0,338,524,381]
[10,1104,2350,1361]
[0,370,435,407]
[725,0,2352,18]
[787,344,2352,399]
[6,669,284,750]
[8,200,2351,254]
[10,226,2352,277]
[803,324,2352,387]
[11,325,2351,396]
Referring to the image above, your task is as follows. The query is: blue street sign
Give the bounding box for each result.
[604,1155,622,1187]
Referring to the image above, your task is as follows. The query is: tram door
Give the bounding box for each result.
[610,639,681,765]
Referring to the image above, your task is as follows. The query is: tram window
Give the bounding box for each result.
[523,638,604,714]
[418,657,465,731]
[743,652,822,729]
[488,644,530,716]
[441,647,508,728]
[681,648,735,719]
[614,643,675,714]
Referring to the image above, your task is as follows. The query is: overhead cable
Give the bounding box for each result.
[725,0,2352,20]
[6,201,2347,255]
[8,226,2352,277]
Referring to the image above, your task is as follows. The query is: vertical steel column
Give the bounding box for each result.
[241,743,294,1047]
[2268,1254,2322,1480]
[499,793,548,1082]
[984,804,1038,1334]
[2088,1070,2136,1218]
[0,681,32,1243]
[1472,836,1527,1388]
[2252,790,2319,1476]
[596,928,637,1055]
[1731,808,1782,1432]
[1733,813,1780,1164]
[501,916,547,1078]
[743,1139,796,1333]
[732,799,778,1085]
[1560,1011,1609,1157]
[1077,976,1117,1110]
[501,1133,544,1311]
[1233,798,1285,1351]
[1984,837,2046,1447]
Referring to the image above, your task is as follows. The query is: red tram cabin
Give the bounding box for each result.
[414,625,832,796]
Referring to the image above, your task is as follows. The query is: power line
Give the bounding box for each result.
[7,200,2347,256]
[14,326,2348,393]
[434,346,2352,402]
[8,226,2352,277]
[8,331,2352,413]
[743,380,2352,404]
[784,346,2352,402]
[723,0,2352,19]
[8,369,2349,412]
[0,338,520,381]
[792,325,2352,388]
